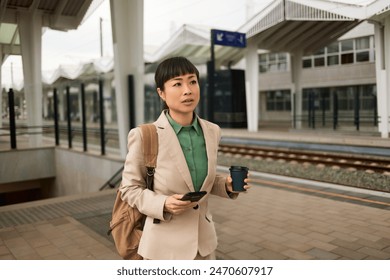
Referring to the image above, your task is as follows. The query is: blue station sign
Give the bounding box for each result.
[212,29,246,48]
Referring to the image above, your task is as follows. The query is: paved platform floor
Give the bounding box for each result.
[1,171,389,260]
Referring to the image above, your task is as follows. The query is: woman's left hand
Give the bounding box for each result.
[225,174,251,193]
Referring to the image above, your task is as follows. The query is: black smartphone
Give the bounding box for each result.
[180,191,207,202]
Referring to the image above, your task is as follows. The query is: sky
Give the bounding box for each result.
[0,0,377,87]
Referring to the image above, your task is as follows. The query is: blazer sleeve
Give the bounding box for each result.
[206,121,238,199]
[119,127,170,221]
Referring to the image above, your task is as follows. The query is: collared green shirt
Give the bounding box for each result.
[166,112,208,192]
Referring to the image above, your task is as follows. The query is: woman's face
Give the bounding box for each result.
[157,73,200,119]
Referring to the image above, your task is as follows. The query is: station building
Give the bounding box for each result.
[255,21,377,132]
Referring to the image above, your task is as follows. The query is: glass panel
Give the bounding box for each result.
[314,57,325,67]
[259,64,267,73]
[356,51,369,62]
[338,99,347,110]
[278,53,287,61]
[259,54,267,63]
[266,91,274,111]
[360,85,376,110]
[266,90,291,111]
[275,101,284,110]
[356,37,369,50]
[327,42,339,53]
[327,55,339,66]
[341,39,353,51]
[314,48,325,55]
[302,59,312,68]
[341,53,354,64]
[328,55,339,65]
[0,23,18,44]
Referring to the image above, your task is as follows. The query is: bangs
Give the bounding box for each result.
[155,57,199,89]
[163,58,198,79]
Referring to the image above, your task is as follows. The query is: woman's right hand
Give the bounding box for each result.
[164,194,198,215]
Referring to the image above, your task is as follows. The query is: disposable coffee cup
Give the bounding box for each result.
[229,166,249,192]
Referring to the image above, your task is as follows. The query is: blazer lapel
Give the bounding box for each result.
[155,112,195,192]
[198,118,218,191]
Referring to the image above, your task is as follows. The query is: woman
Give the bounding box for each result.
[119,56,249,260]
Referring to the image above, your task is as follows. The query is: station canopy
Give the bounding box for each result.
[0,0,103,60]
[238,0,390,55]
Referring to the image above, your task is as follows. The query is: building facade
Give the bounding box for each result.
[257,22,377,132]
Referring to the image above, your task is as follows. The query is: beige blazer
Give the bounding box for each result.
[119,111,234,260]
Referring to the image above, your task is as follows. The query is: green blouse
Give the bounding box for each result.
[166,112,208,192]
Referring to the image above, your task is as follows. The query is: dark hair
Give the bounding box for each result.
[154,57,199,91]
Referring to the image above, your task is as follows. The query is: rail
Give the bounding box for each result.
[99,166,123,191]
[0,123,119,150]
[2,83,115,155]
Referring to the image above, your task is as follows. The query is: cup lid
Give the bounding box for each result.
[229,166,248,171]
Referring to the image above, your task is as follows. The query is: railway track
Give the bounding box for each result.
[218,144,390,175]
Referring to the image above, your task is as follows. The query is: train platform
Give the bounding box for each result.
[0,167,389,260]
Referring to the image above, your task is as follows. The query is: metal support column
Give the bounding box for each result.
[81,83,87,152]
[66,86,72,148]
[308,92,315,129]
[53,88,60,146]
[373,94,378,126]
[8,88,16,149]
[292,93,296,129]
[99,79,105,155]
[207,29,216,122]
[354,89,360,131]
[322,92,326,127]
[333,92,338,130]
[128,75,135,130]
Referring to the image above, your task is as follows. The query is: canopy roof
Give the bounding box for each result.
[0,0,103,59]
[147,24,245,68]
[238,0,390,54]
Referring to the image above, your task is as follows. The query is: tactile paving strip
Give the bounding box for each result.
[0,191,116,230]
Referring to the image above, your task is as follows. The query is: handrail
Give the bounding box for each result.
[99,166,124,191]
[1,121,119,149]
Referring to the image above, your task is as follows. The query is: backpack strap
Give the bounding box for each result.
[139,123,160,224]
[139,124,158,191]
